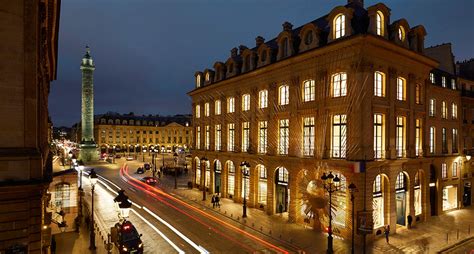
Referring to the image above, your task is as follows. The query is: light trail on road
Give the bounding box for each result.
[120,163,294,254]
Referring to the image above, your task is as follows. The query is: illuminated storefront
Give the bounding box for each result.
[414,172,422,216]
[373,174,384,229]
[195,157,201,185]
[205,160,210,188]
[257,165,267,205]
[442,185,458,211]
[227,161,235,196]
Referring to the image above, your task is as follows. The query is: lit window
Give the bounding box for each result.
[415,84,421,104]
[196,75,201,87]
[429,99,436,117]
[376,11,384,36]
[242,122,250,152]
[430,73,435,83]
[442,128,447,153]
[303,117,315,156]
[442,76,446,88]
[258,121,267,154]
[396,77,406,101]
[279,119,289,155]
[257,165,267,205]
[215,124,221,151]
[279,85,289,105]
[332,72,347,97]
[259,90,268,109]
[227,162,235,195]
[303,80,315,102]
[205,125,210,150]
[441,163,447,179]
[395,172,406,190]
[227,97,235,113]
[415,119,422,157]
[452,162,458,177]
[215,100,221,115]
[429,127,435,154]
[195,105,201,118]
[242,94,250,111]
[196,126,201,149]
[204,103,210,117]
[452,129,458,153]
[332,114,347,158]
[227,123,235,152]
[374,114,384,159]
[441,101,447,119]
[451,79,456,90]
[398,26,405,42]
[334,14,345,39]
[451,103,457,119]
[374,71,385,97]
[205,72,210,82]
[396,116,406,158]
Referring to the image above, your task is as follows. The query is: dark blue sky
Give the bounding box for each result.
[49,0,474,127]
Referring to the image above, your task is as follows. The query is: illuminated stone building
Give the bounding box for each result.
[189,0,469,241]
[0,0,60,252]
[74,112,193,154]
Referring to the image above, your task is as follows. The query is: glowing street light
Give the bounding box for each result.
[89,169,98,250]
[321,171,341,254]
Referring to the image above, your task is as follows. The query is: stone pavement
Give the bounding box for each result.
[155,172,474,254]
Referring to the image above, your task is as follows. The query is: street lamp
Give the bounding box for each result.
[240,161,250,218]
[200,157,208,201]
[112,145,116,164]
[174,152,179,189]
[89,168,98,250]
[467,155,472,161]
[321,171,341,254]
[143,148,147,162]
[348,182,358,254]
[114,190,132,222]
[68,151,73,169]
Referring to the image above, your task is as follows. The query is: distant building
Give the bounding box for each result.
[189,0,471,241]
[73,112,193,154]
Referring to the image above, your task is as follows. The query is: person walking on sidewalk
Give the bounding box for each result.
[211,194,216,208]
[384,225,390,243]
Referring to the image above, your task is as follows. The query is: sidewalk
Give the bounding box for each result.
[156,172,474,254]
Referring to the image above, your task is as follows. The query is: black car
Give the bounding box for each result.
[112,221,143,254]
[144,163,151,170]
[136,167,144,174]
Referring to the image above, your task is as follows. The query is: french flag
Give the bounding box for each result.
[352,161,366,173]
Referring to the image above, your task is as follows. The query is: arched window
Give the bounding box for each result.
[100,118,106,124]
[242,94,250,111]
[227,161,235,196]
[374,71,385,97]
[398,26,405,42]
[259,90,268,109]
[331,72,347,97]
[195,105,201,118]
[115,119,120,125]
[395,172,406,191]
[334,14,345,39]
[205,72,210,82]
[260,50,267,63]
[196,75,201,87]
[195,158,201,185]
[279,85,289,105]
[373,174,384,228]
[376,11,384,36]
[276,167,289,184]
[304,31,313,45]
[303,79,315,102]
[396,77,406,101]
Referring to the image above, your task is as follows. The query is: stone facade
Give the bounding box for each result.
[188,0,471,242]
[0,0,60,253]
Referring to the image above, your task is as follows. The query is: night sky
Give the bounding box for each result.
[49,0,474,127]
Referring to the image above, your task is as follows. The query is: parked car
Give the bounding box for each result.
[126,157,134,161]
[144,163,151,170]
[141,176,157,185]
[115,154,122,159]
[136,167,144,174]
[111,221,143,254]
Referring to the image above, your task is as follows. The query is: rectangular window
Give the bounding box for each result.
[430,73,435,83]
[242,94,250,111]
[396,116,406,158]
[374,114,384,159]
[196,126,201,149]
[332,72,347,97]
[451,79,456,90]
[204,103,210,117]
[215,100,221,115]
[205,125,210,150]
[279,119,289,155]
[303,117,315,156]
[279,85,289,105]
[195,105,201,118]
[303,80,316,102]
[332,114,347,158]
[429,99,436,117]
[259,90,268,109]
[397,77,406,101]
[227,123,235,152]
[242,122,250,152]
[442,128,447,154]
[374,71,385,97]
[258,121,267,154]
[442,76,446,88]
[452,129,458,153]
[227,97,235,113]
[452,162,458,177]
[430,126,436,154]
[415,119,422,157]
[451,103,457,119]
[442,101,447,119]
[215,124,221,151]
[415,84,421,104]
[441,163,447,179]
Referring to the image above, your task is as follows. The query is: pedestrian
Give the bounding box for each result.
[216,194,220,208]
[211,194,216,208]
[407,215,413,228]
[384,225,390,243]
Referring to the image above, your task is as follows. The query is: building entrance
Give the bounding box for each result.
[396,192,406,225]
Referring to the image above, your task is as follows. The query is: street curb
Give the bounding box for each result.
[437,236,474,253]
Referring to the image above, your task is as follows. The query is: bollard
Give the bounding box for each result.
[446,232,449,243]
[237,216,240,220]
[260,226,263,231]
[230,213,233,218]
[457,229,459,240]
[224,210,227,214]
[469,225,471,235]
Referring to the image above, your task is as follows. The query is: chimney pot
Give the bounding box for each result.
[282,21,293,31]
[231,47,238,57]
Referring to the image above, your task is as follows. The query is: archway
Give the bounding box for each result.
[396,171,409,226]
[275,167,289,213]
[373,174,390,230]
[214,160,222,194]
[226,161,235,198]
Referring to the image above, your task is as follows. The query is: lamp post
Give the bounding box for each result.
[201,157,208,201]
[89,168,98,250]
[75,164,84,232]
[68,151,73,169]
[113,190,132,222]
[240,161,250,218]
[321,171,341,254]
[112,145,116,164]
[135,145,139,160]
[174,152,178,189]
[348,183,358,254]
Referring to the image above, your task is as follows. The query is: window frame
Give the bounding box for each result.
[242,94,251,111]
[374,71,385,97]
[279,119,289,155]
[332,72,347,97]
[259,90,268,109]
[303,117,315,156]
[279,85,290,105]
[334,14,345,39]
[303,80,316,102]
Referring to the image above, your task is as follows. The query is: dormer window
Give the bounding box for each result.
[398,26,405,42]
[229,64,234,73]
[261,50,267,63]
[376,11,384,36]
[304,31,313,45]
[205,72,210,82]
[281,37,289,58]
[196,75,201,87]
[334,14,345,39]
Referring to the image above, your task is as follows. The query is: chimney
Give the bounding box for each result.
[230,47,238,58]
[239,45,248,55]
[348,0,364,7]
[282,21,293,31]
[255,36,265,47]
